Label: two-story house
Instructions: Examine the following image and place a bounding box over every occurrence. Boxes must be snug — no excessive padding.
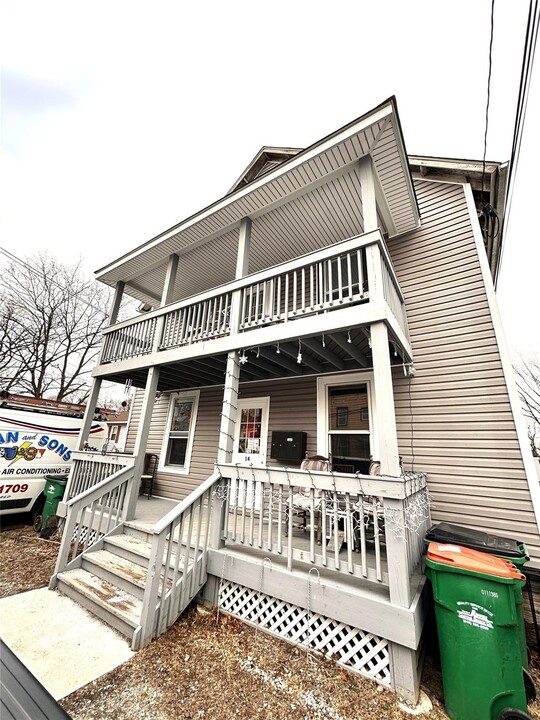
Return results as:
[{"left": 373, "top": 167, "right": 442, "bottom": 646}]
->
[{"left": 48, "top": 97, "right": 539, "bottom": 705}]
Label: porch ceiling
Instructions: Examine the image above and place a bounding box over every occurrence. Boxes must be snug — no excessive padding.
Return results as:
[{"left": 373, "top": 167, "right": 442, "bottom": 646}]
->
[
  {"left": 103, "top": 328, "right": 403, "bottom": 393},
  {"left": 96, "top": 97, "right": 419, "bottom": 307}
]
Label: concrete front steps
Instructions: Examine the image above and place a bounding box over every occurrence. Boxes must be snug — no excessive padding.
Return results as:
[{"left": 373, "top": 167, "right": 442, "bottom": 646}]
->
[{"left": 56, "top": 525, "right": 192, "bottom": 648}]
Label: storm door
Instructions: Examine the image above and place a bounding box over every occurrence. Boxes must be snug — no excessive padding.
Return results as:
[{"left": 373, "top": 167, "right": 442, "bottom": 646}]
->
[{"left": 231, "top": 397, "right": 269, "bottom": 508}]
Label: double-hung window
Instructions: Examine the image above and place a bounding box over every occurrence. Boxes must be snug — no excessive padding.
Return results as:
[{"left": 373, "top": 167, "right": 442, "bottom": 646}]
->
[
  {"left": 160, "top": 391, "right": 200, "bottom": 474},
  {"left": 317, "top": 373, "right": 376, "bottom": 475}
]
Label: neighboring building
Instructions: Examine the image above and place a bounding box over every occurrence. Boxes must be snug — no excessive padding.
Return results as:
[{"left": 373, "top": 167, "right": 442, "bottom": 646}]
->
[
  {"left": 49, "top": 97, "right": 538, "bottom": 705},
  {"left": 104, "top": 407, "right": 131, "bottom": 452}
]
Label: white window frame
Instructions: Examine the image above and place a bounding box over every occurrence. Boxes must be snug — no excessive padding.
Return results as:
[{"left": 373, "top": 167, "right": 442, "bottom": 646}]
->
[
  {"left": 316, "top": 372, "right": 379, "bottom": 463},
  {"left": 159, "top": 390, "right": 200, "bottom": 475}
]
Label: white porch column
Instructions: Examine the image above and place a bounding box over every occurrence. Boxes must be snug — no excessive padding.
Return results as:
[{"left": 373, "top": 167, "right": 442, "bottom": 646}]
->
[
  {"left": 203, "top": 218, "right": 251, "bottom": 606},
  {"left": 75, "top": 280, "right": 125, "bottom": 453},
  {"left": 108, "top": 280, "right": 125, "bottom": 325},
  {"left": 358, "top": 155, "right": 378, "bottom": 232},
  {"left": 371, "top": 321, "right": 411, "bottom": 608},
  {"left": 76, "top": 379, "right": 103, "bottom": 451},
  {"left": 370, "top": 321, "right": 400, "bottom": 477},
  {"left": 152, "top": 253, "right": 179, "bottom": 352},
  {"left": 125, "top": 366, "right": 160, "bottom": 519}
]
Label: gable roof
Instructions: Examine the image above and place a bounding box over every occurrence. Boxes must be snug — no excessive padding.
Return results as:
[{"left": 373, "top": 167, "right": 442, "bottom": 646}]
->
[
  {"left": 95, "top": 97, "right": 420, "bottom": 305},
  {"left": 228, "top": 147, "right": 303, "bottom": 193}
]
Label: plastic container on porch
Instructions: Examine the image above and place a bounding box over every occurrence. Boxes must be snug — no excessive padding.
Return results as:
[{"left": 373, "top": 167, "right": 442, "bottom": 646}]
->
[
  {"left": 425, "top": 542, "right": 530, "bottom": 720},
  {"left": 425, "top": 523, "right": 530, "bottom": 671},
  {"left": 35, "top": 475, "right": 68, "bottom": 539}
]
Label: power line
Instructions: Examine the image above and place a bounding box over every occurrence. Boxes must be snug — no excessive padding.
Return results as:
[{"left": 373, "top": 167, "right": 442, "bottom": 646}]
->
[
  {"left": 497, "top": 0, "right": 540, "bottom": 282},
  {"left": 481, "top": 0, "right": 496, "bottom": 198},
  {"left": 0, "top": 245, "right": 108, "bottom": 316}
]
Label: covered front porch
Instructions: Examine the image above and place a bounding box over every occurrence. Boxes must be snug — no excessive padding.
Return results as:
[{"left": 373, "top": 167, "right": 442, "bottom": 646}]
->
[{"left": 52, "top": 453, "right": 429, "bottom": 703}]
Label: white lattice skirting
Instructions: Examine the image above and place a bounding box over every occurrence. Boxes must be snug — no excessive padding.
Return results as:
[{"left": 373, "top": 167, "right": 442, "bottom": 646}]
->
[
  {"left": 71, "top": 524, "right": 101, "bottom": 546},
  {"left": 218, "top": 580, "right": 391, "bottom": 687}
]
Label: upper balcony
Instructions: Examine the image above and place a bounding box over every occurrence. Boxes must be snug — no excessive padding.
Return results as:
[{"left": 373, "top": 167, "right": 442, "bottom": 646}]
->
[
  {"left": 93, "top": 228, "right": 412, "bottom": 383},
  {"left": 92, "top": 98, "right": 420, "bottom": 388}
]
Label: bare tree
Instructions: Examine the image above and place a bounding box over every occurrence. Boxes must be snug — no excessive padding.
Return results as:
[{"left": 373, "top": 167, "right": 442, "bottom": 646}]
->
[
  {"left": 0, "top": 253, "right": 111, "bottom": 402},
  {"left": 514, "top": 355, "right": 540, "bottom": 457}
]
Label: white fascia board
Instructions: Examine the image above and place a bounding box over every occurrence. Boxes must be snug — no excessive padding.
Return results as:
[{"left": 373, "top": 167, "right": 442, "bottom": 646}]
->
[
  {"left": 463, "top": 183, "right": 540, "bottom": 539},
  {"left": 95, "top": 102, "right": 395, "bottom": 282}
]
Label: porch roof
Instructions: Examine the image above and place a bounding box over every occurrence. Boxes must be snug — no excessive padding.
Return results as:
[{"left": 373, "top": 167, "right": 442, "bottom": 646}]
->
[
  {"left": 98, "top": 326, "right": 401, "bottom": 392},
  {"left": 95, "top": 97, "right": 420, "bottom": 306}
]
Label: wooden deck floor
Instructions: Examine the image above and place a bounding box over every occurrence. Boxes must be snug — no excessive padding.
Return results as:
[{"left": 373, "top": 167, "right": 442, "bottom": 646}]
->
[{"left": 128, "top": 497, "right": 424, "bottom": 599}]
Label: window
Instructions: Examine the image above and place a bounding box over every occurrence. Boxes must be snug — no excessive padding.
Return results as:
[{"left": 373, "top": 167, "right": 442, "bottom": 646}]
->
[
  {"left": 109, "top": 425, "right": 119, "bottom": 442},
  {"left": 160, "top": 391, "right": 200, "bottom": 474},
  {"left": 317, "top": 373, "right": 376, "bottom": 475},
  {"left": 336, "top": 407, "right": 348, "bottom": 427}
]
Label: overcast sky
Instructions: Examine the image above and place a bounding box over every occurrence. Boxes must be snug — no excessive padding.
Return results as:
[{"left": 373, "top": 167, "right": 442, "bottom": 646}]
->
[{"left": 1, "top": 0, "right": 538, "bottom": 360}]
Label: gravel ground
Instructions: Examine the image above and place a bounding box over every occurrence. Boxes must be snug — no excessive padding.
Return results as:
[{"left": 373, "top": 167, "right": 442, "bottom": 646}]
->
[{"left": 2, "top": 520, "right": 540, "bottom": 720}]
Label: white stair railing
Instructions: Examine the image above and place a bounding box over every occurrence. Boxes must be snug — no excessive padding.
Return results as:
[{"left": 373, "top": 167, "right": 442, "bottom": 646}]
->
[
  {"left": 50, "top": 464, "right": 136, "bottom": 588},
  {"left": 135, "top": 472, "right": 221, "bottom": 649}
]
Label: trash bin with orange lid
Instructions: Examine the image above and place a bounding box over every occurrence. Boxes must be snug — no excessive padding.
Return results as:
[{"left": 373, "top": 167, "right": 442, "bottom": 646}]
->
[
  {"left": 425, "top": 542, "right": 530, "bottom": 720},
  {"left": 424, "top": 523, "right": 531, "bottom": 670}
]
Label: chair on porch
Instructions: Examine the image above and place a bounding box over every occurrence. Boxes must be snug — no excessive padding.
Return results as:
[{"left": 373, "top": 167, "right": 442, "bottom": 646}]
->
[
  {"left": 285, "top": 454, "right": 329, "bottom": 543},
  {"left": 352, "top": 459, "right": 385, "bottom": 548},
  {"left": 140, "top": 453, "right": 158, "bottom": 498}
]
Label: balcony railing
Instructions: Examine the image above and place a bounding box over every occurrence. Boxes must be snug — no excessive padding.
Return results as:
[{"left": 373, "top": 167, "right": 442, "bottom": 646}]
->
[
  {"left": 66, "top": 451, "right": 135, "bottom": 499},
  {"left": 99, "top": 230, "right": 406, "bottom": 366},
  {"left": 215, "top": 463, "right": 430, "bottom": 591}
]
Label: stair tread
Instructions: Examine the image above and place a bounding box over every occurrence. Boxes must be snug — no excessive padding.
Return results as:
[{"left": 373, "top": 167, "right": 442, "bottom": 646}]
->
[
  {"left": 83, "top": 549, "right": 149, "bottom": 587},
  {"left": 106, "top": 533, "right": 198, "bottom": 571},
  {"left": 105, "top": 533, "right": 153, "bottom": 557},
  {"left": 59, "top": 567, "right": 142, "bottom": 626}
]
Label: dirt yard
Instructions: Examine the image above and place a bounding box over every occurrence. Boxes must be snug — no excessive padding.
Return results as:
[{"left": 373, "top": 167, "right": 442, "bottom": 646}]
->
[{"left": 1, "top": 519, "right": 540, "bottom": 720}]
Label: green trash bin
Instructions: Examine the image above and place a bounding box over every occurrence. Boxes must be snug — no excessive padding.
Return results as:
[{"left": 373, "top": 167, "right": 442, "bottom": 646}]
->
[
  {"left": 425, "top": 523, "right": 531, "bottom": 671},
  {"left": 37, "top": 475, "right": 68, "bottom": 539},
  {"left": 425, "top": 542, "right": 530, "bottom": 720}
]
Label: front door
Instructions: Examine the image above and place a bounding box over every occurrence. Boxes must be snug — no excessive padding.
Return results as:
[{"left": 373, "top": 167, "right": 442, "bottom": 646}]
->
[{"left": 231, "top": 397, "right": 269, "bottom": 508}]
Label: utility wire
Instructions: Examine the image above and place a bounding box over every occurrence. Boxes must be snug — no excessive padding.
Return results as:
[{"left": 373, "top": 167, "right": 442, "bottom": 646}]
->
[
  {"left": 481, "top": 0, "right": 496, "bottom": 198},
  {"left": 497, "top": 0, "right": 540, "bottom": 282},
  {"left": 0, "top": 245, "right": 108, "bottom": 316}
]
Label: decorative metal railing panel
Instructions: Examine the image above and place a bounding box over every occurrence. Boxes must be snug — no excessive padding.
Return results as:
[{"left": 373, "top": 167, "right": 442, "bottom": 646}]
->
[{"left": 219, "top": 580, "right": 391, "bottom": 686}]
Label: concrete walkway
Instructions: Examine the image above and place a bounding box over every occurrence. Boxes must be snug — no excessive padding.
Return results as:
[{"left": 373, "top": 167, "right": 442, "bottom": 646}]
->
[{"left": 0, "top": 587, "right": 134, "bottom": 700}]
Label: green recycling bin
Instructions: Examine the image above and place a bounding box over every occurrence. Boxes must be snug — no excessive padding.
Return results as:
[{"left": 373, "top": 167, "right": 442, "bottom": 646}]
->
[
  {"left": 425, "top": 542, "right": 530, "bottom": 720},
  {"left": 425, "top": 523, "right": 530, "bottom": 670},
  {"left": 38, "top": 475, "right": 68, "bottom": 539}
]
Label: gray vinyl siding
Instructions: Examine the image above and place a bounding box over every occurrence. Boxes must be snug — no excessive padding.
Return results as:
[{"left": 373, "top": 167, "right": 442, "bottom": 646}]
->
[
  {"left": 125, "top": 177, "right": 539, "bottom": 563},
  {"left": 126, "top": 377, "right": 318, "bottom": 501},
  {"left": 389, "top": 179, "right": 539, "bottom": 563},
  {"left": 239, "top": 377, "right": 318, "bottom": 464}
]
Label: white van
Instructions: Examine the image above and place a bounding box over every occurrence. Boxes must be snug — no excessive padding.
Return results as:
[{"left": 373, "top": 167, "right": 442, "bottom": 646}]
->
[{"left": 0, "top": 398, "right": 107, "bottom": 521}]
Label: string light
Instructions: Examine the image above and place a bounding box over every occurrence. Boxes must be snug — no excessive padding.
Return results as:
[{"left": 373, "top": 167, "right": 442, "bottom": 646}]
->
[
  {"left": 239, "top": 350, "right": 248, "bottom": 365},
  {"left": 347, "top": 330, "right": 352, "bottom": 344},
  {"left": 276, "top": 341, "right": 280, "bottom": 354},
  {"left": 321, "top": 334, "right": 326, "bottom": 348},
  {"left": 297, "top": 339, "right": 302, "bottom": 364}
]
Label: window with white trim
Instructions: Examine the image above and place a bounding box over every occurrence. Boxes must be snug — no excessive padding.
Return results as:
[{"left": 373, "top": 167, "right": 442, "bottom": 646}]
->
[
  {"left": 160, "top": 391, "right": 200, "bottom": 474},
  {"left": 317, "top": 373, "right": 376, "bottom": 475}
]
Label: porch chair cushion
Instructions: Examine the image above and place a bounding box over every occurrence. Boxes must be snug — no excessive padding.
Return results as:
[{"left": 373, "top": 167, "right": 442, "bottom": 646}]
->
[{"left": 286, "top": 455, "right": 329, "bottom": 542}]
